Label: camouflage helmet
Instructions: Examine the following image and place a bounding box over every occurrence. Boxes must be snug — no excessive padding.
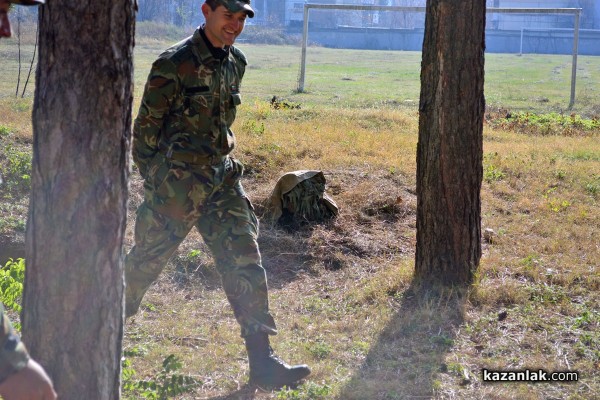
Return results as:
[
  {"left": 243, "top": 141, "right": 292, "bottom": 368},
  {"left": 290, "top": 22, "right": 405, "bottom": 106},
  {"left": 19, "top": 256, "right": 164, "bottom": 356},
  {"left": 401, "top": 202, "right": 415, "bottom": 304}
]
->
[
  {"left": 8, "top": 0, "right": 45, "bottom": 4},
  {"left": 268, "top": 170, "right": 339, "bottom": 226},
  {"left": 217, "top": 0, "right": 254, "bottom": 18}
]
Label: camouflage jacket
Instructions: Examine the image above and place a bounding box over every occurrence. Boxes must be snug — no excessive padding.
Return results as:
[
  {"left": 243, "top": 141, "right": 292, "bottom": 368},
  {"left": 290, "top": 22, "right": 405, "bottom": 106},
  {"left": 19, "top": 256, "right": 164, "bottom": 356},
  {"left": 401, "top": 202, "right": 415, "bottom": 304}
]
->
[
  {"left": 0, "top": 304, "right": 29, "bottom": 383},
  {"left": 133, "top": 26, "right": 247, "bottom": 177}
]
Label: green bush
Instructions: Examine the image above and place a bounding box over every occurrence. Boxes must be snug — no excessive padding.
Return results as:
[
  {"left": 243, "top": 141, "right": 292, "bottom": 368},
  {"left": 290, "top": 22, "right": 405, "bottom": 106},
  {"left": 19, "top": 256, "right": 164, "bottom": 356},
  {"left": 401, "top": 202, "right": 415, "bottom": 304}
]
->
[
  {"left": 496, "top": 111, "right": 600, "bottom": 136},
  {"left": 0, "top": 125, "right": 12, "bottom": 138},
  {"left": 0, "top": 258, "right": 25, "bottom": 313},
  {"left": 122, "top": 354, "right": 201, "bottom": 400},
  {"left": 276, "top": 381, "right": 333, "bottom": 400},
  {"left": 0, "top": 144, "right": 32, "bottom": 193}
]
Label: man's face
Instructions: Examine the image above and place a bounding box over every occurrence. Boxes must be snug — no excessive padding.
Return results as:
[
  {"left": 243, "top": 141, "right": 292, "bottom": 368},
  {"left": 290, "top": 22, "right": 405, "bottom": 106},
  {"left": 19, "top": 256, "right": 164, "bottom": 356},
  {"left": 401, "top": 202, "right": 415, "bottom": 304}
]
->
[
  {"left": 0, "top": 0, "right": 12, "bottom": 38},
  {"left": 202, "top": 3, "right": 247, "bottom": 48}
]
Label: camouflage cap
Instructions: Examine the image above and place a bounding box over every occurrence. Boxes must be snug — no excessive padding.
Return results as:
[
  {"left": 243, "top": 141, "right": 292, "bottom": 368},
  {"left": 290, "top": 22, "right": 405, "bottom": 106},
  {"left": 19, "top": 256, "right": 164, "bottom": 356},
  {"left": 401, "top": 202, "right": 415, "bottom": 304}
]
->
[
  {"left": 8, "top": 0, "right": 45, "bottom": 4},
  {"left": 217, "top": 0, "right": 254, "bottom": 18}
]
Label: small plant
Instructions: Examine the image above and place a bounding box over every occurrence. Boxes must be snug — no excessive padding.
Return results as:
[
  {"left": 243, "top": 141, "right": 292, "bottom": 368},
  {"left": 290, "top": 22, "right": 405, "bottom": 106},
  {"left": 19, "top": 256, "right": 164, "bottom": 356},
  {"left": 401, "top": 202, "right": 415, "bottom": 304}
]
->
[
  {"left": 306, "top": 340, "right": 332, "bottom": 360},
  {"left": 270, "top": 96, "right": 301, "bottom": 110},
  {"left": 0, "top": 125, "right": 12, "bottom": 138},
  {"left": 0, "top": 258, "right": 25, "bottom": 313},
  {"left": 0, "top": 144, "right": 32, "bottom": 193},
  {"left": 0, "top": 215, "right": 27, "bottom": 233},
  {"left": 276, "top": 381, "right": 332, "bottom": 400},
  {"left": 350, "top": 340, "right": 370, "bottom": 355},
  {"left": 496, "top": 111, "right": 600, "bottom": 136},
  {"left": 242, "top": 119, "right": 265, "bottom": 136},
  {"left": 483, "top": 164, "right": 506, "bottom": 183},
  {"left": 258, "top": 142, "right": 282, "bottom": 154},
  {"left": 186, "top": 249, "right": 202, "bottom": 261},
  {"left": 430, "top": 334, "right": 454, "bottom": 348},
  {"left": 572, "top": 310, "right": 593, "bottom": 329},
  {"left": 124, "top": 345, "right": 149, "bottom": 357},
  {"left": 142, "top": 302, "right": 157, "bottom": 312},
  {"left": 528, "top": 283, "right": 568, "bottom": 305},
  {"left": 543, "top": 188, "right": 571, "bottom": 212},
  {"left": 545, "top": 196, "right": 571, "bottom": 212},
  {"left": 519, "top": 254, "right": 540, "bottom": 269},
  {"left": 586, "top": 182, "right": 599, "bottom": 195},
  {"left": 554, "top": 169, "right": 567, "bottom": 180},
  {"left": 122, "top": 354, "right": 200, "bottom": 400},
  {"left": 585, "top": 175, "right": 600, "bottom": 196},
  {"left": 10, "top": 100, "right": 31, "bottom": 113}
]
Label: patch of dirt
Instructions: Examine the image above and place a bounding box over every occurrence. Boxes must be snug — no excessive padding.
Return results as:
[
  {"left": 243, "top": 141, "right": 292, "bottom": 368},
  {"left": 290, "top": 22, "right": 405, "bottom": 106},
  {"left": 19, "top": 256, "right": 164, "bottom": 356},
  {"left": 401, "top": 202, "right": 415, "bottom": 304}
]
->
[
  {"left": 251, "top": 168, "right": 416, "bottom": 284},
  {"left": 2, "top": 167, "right": 417, "bottom": 293}
]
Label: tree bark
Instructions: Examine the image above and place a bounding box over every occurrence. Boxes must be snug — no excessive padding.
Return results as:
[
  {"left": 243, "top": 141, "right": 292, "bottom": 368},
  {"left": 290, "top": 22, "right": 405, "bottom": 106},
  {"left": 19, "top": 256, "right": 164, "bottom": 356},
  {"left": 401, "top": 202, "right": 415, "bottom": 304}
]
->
[
  {"left": 415, "top": 0, "right": 485, "bottom": 285},
  {"left": 22, "top": 2, "right": 135, "bottom": 399}
]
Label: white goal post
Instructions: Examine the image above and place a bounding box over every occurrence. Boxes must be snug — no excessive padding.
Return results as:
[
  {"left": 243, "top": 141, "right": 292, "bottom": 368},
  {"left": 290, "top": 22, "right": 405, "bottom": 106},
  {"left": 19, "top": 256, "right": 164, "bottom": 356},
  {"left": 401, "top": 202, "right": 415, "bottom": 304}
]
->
[{"left": 298, "top": 4, "right": 582, "bottom": 108}]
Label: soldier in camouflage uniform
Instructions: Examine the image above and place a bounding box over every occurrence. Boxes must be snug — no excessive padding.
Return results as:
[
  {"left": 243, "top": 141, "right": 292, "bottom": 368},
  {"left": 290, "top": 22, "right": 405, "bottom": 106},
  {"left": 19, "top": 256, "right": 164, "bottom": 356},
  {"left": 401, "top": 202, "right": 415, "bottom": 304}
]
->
[
  {"left": 0, "top": 303, "right": 56, "bottom": 400},
  {"left": 125, "top": 0, "right": 310, "bottom": 388},
  {"left": 1, "top": 2, "right": 58, "bottom": 397},
  {"left": 0, "top": 303, "right": 57, "bottom": 400}
]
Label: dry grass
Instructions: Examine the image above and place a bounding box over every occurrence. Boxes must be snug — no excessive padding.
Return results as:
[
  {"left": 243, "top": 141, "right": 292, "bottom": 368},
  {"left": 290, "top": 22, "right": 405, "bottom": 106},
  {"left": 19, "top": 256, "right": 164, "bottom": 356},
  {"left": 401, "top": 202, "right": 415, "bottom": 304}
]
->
[
  {"left": 1, "top": 38, "right": 599, "bottom": 399},
  {"left": 1, "top": 97, "right": 598, "bottom": 400},
  {"left": 116, "top": 101, "right": 599, "bottom": 399}
]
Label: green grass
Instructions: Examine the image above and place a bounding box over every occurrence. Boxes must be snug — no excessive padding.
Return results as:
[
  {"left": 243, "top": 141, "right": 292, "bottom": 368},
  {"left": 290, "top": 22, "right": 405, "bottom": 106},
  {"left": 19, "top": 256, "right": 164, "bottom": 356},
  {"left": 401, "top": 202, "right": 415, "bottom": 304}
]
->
[
  {"left": 237, "top": 45, "right": 600, "bottom": 117},
  {"left": 4, "top": 25, "right": 600, "bottom": 116},
  {"left": 0, "top": 28, "right": 599, "bottom": 400}
]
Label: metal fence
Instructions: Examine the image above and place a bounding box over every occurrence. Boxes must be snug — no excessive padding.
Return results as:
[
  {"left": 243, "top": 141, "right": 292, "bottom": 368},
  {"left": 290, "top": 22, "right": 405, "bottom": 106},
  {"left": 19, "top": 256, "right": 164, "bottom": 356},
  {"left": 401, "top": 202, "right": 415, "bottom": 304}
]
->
[{"left": 297, "top": 4, "right": 582, "bottom": 108}]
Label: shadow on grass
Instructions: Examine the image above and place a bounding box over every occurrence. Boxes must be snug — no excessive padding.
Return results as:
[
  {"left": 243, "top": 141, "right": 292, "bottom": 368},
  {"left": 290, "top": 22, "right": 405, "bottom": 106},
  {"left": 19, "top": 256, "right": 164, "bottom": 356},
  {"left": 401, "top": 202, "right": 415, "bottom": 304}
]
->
[{"left": 337, "top": 282, "right": 467, "bottom": 400}]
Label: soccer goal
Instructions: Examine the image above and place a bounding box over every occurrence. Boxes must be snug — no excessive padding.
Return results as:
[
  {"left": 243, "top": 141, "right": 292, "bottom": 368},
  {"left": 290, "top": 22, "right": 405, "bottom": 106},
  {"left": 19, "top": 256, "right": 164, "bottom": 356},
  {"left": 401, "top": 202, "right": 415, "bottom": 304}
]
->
[{"left": 297, "top": 4, "right": 582, "bottom": 108}]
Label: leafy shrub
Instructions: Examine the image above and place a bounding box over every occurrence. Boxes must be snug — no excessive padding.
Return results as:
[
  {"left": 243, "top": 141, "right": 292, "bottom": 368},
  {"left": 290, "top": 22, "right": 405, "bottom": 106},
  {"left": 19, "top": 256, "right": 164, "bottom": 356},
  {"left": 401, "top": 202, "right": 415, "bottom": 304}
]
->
[
  {"left": 122, "top": 354, "right": 200, "bottom": 400},
  {"left": 0, "top": 258, "right": 25, "bottom": 313},
  {"left": 585, "top": 177, "right": 599, "bottom": 196},
  {"left": 493, "top": 111, "right": 600, "bottom": 136},
  {"left": 0, "top": 144, "right": 32, "bottom": 193},
  {"left": 276, "top": 381, "right": 333, "bottom": 400},
  {"left": 0, "top": 125, "right": 12, "bottom": 138},
  {"left": 483, "top": 164, "right": 506, "bottom": 183}
]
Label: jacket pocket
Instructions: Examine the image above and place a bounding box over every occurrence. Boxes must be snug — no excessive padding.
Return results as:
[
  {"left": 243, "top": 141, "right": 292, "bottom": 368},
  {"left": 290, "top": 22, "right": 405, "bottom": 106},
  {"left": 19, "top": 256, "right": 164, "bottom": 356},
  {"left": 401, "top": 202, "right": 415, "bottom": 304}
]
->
[
  {"left": 145, "top": 153, "right": 171, "bottom": 192},
  {"left": 184, "top": 93, "right": 214, "bottom": 117}
]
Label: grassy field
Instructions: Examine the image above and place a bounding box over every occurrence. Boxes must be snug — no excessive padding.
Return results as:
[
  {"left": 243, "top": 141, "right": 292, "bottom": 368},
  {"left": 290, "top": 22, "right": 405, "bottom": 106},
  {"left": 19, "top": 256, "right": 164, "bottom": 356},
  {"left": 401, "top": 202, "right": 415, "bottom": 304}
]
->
[{"left": 1, "top": 27, "right": 599, "bottom": 400}]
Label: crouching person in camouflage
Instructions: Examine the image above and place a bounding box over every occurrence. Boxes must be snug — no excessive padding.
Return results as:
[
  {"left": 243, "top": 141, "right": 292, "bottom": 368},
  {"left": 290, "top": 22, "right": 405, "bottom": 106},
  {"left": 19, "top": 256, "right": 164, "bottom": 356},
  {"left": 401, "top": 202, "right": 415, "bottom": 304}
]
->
[{"left": 125, "top": 0, "right": 310, "bottom": 389}]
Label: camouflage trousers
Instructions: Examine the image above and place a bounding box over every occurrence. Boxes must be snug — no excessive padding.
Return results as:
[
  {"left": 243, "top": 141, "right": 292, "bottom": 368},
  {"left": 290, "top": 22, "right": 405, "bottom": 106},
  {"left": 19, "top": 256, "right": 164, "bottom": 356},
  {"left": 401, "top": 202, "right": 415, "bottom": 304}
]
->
[{"left": 125, "top": 153, "right": 277, "bottom": 337}]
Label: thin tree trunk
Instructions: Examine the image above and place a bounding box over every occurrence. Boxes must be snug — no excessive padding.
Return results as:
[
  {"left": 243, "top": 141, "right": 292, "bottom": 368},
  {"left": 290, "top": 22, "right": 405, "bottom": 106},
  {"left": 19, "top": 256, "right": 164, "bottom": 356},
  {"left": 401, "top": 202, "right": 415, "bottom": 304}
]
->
[
  {"left": 22, "top": 2, "right": 136, "bottom": 399},
  {"left": 415, "top": 0, "right": 486, "bottom": 285},
  {"left": 21, "top": 21, "right": 38, "bottom": 98},
  {"left": 15, "top": 8, "right": 21, "bottom": 97}
]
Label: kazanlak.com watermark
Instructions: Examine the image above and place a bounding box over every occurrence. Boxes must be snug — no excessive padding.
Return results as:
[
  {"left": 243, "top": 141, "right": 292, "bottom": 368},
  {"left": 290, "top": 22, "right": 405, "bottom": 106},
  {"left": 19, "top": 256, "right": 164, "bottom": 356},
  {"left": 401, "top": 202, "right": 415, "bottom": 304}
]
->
[{"left": 482, "top": 368, "right": 578, "bottom": 383}]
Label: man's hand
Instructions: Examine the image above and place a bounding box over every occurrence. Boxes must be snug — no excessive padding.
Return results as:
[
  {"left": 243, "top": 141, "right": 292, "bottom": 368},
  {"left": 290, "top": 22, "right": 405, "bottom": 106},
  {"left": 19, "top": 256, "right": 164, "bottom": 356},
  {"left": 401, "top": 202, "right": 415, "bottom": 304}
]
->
[{"left": 0, "top": 359, "right": 57, "bottom": 400}]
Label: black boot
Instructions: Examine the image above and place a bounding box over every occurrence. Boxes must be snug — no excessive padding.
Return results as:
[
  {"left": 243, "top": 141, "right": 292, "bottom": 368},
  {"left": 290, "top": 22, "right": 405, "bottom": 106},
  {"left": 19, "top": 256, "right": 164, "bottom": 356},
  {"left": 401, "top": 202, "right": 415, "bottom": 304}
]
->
[{"left": 245, "top": 333, "right": 311, "bottom": 389}]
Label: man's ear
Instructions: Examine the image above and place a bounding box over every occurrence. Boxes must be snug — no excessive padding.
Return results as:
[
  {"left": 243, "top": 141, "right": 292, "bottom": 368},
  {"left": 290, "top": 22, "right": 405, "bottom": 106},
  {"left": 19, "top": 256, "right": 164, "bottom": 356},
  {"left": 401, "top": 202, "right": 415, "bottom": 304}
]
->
[{"left": 201, "top": 2, "right": 210, "bottom": 18}]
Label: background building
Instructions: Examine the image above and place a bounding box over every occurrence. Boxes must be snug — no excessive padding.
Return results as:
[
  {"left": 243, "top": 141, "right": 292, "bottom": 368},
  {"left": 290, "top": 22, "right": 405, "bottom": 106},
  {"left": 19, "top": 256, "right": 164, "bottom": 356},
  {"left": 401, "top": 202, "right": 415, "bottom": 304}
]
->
[{"left": 132, "top": 0, "right": 600, "bottom": 54}]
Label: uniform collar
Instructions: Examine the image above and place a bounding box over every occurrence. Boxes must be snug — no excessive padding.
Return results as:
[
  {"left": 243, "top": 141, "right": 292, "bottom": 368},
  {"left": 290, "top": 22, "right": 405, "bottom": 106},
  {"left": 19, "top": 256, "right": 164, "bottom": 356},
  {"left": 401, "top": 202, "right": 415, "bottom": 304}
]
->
[{"left": 191, "top": 25, "right": 230, "bottom": 62}]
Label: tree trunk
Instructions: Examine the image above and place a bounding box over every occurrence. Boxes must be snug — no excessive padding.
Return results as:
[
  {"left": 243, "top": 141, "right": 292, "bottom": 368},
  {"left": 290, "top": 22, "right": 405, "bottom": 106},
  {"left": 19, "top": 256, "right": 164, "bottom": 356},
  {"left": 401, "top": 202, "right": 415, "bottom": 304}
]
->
[
  {"left": 415, "top": 0, "right": 485, "bottom": 285},
  {"left": 22, "top": 2, "right": 135, "bottom": 399}
]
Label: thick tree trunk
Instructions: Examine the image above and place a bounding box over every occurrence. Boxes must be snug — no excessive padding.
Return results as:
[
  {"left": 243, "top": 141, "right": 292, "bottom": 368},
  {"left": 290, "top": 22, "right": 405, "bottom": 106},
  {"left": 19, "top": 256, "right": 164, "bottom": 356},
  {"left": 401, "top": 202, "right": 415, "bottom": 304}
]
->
[
  {"left": 22, "top": 2, "right": 135, "bottom": 399},
  {"left": 415, "top": 0, "right": 485, "bottom": 285}
]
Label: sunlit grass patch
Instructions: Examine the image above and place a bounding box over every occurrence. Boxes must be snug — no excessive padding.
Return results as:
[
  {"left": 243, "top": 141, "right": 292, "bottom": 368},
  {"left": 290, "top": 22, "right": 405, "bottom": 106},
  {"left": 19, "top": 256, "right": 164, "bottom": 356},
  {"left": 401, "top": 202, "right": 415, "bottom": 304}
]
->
[
  {"left": 489, "top": 110, "right": 600, "bottom": 136},
  {"left": 0, "top": 38, "right": 598, "bottom": 399}
]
